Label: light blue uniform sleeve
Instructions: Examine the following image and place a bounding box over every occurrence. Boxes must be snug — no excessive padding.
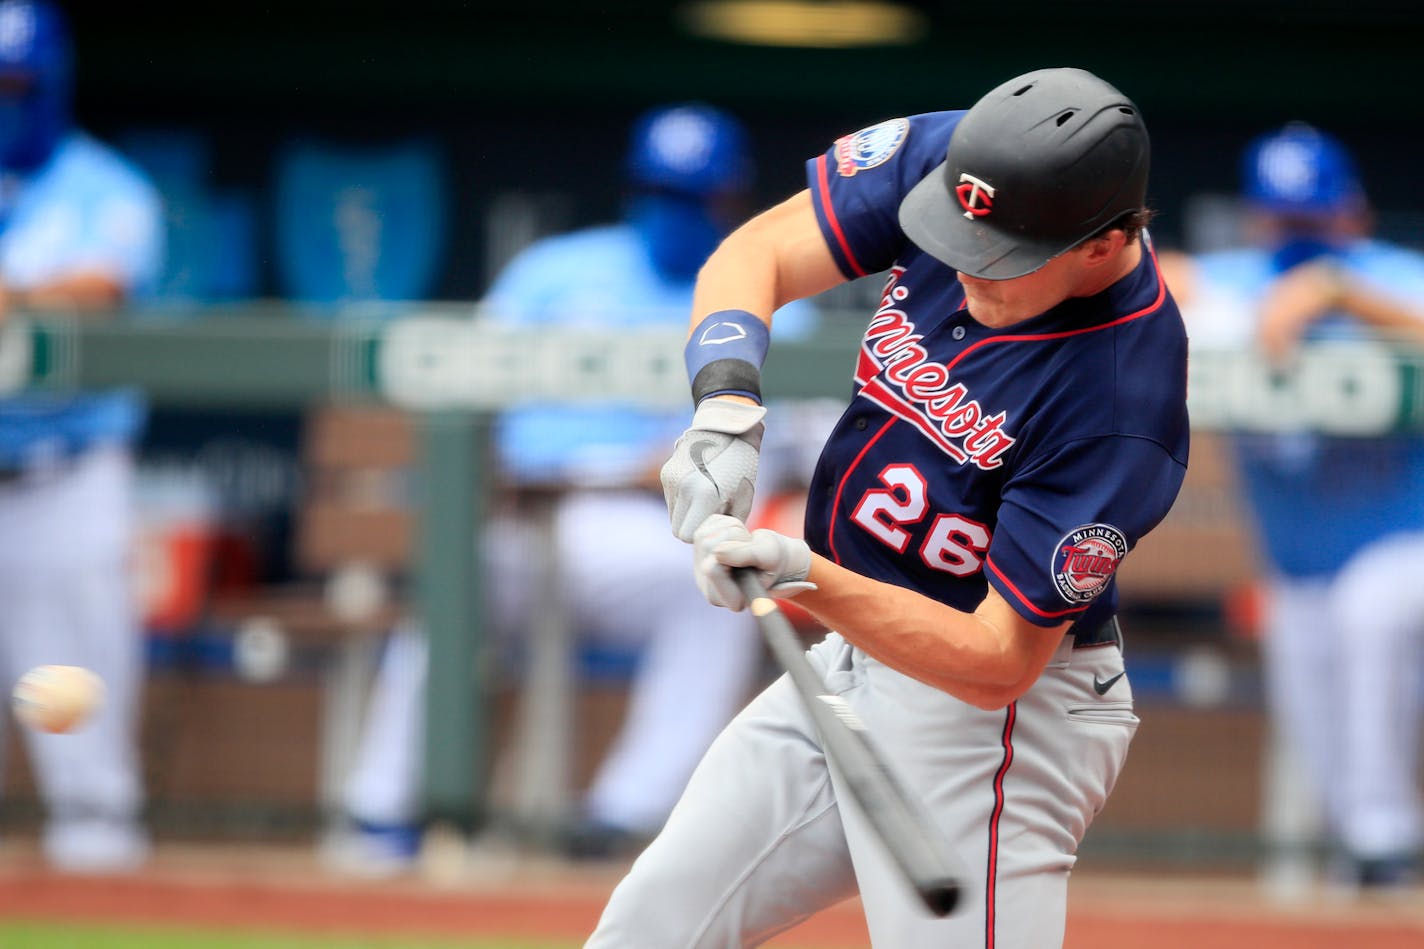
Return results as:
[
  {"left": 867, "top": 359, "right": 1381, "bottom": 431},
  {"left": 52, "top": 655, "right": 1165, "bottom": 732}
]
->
[
  {"left": 0, "top": 136, "right": 162, "bottom": 457},
  {"left": 484, "top": 224, "right": 823, "bottom": 486},
  {"left": 483, "top": 227, "right": 692, "bottom": 486},
  {"left": 72, "top": 163, "right": 165, "bottom": 295},
  {"left": 484, "top": 240, "right": 559, "bottom": 325},
  {"left": 1195, "top": 240, "right": 1424, "bottom": 576},
  {"left": 770, "top": 297, "right": 818, "bottom": 341},
  {"left": 1, "top": 135, "right": 164, "bottom": 295}
]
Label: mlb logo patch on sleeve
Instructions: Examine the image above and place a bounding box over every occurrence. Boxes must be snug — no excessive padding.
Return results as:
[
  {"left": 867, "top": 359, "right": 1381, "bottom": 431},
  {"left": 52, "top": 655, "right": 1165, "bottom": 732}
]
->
[
  {"left": 835, "top": 118, "right": 910, "bottom": 177},
  {"left": 1052, "top": 524, "right": 1128, "bottom": 603}
]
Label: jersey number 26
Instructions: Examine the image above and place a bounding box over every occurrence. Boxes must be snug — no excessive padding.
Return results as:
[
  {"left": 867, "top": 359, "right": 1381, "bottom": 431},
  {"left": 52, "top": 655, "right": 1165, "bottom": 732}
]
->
[{"left": 851, "top": 463, "right": 990, "bottom": 577}]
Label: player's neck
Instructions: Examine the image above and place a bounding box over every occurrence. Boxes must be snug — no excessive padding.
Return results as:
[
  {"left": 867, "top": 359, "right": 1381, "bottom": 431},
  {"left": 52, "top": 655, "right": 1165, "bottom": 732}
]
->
[{"left": 960, "top": 240, "right": 1143, "bottom": 329}]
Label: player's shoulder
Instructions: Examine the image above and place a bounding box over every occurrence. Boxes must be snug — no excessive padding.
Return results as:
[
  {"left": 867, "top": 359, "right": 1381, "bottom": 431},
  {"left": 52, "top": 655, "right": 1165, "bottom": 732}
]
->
[
  {"left": 496, "top": 224, "right": 640, "bottom": 276},
  {"left": 517, "top": 223, "right": 636, "bottom": 259},
  {"left": 1057, "top": 255, "right": 1190, "bottom": 445},
  {"left": 20, "top": 133, "right": 161, "bottom": 236},
  {"left": 1193, "top": 246, "right": 1268, "bottom": 271},
  {"left": 486, "top": 223, "right": 644, "bottom": 309},
  {"left": 901, "top": 110, "right": 967, "bottom": 167},
  {"left": 828, "top": 110, "right": 965, "bottom": 179},
  {"left": 60, "top": 133, "right": 160, "bottom": 198},
  {"left": 1349, "top": 239, "right": 1424, "bottom": 277},
  {"left": 1192, "top": 246, "right": 1274, "bottom": 293},
  {"left": 906, "top": 109, "right": 968, "bottom": 138}
]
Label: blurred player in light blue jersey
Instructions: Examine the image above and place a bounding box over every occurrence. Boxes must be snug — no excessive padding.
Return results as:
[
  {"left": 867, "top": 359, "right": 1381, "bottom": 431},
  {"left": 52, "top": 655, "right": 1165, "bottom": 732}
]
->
[
  {"left": 0, "top": 0, "right": 164, "bottom": 872},
  {"left": 333, "top": 103, "right": 821, "bottom": 868},
  {"left": 1187, "top": 123, "right": 1424, "bottom": 890},
  {"left": 486, "top": 102, "right": 817, "bottom": 489}
]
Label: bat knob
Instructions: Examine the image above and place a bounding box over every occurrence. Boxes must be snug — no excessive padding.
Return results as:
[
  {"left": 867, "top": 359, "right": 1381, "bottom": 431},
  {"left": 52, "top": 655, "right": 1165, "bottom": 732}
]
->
[{"left": 921, "top": 880, "right": 962, "bottom": 917}]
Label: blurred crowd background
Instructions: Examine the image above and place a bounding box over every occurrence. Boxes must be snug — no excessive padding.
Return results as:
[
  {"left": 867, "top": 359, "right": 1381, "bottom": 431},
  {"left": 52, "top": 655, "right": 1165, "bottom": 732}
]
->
[
  {"left": 60, "top": 2, "right": 1424, "bottom": 304},
  {"left": 4, "top": 0, "right": 1424, "bottom": 902}
]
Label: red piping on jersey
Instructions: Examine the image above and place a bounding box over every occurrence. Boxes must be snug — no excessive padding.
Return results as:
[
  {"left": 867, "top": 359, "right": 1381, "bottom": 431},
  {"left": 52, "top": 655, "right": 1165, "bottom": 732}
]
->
[
  {"left": 827, "top": 416, "right": 898, "bottom": 563},
  {"left": 987, "top": 557, "right": 1088, "bottom": 620},
  {"left": 939, "top": 258, "right": 1168, "bottom": 377},
  {"left": 814, "top": 154, "right": 869, "bottom": 278},
  {"left": 985, "top": 701, "right": 1017, "bottom": 948}
]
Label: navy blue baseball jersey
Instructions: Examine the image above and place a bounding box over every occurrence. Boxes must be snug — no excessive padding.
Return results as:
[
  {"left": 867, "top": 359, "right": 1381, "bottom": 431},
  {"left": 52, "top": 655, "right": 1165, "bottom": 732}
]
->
[{"left": 802, "top": 112, "right": 1190, "bottom": 634}]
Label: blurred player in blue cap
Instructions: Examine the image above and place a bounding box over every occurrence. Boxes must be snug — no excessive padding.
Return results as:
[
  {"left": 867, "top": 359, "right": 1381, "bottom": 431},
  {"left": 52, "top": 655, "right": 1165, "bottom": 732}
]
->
[
  {"left": 620, "top": 102, "right": 753, "bottom": 280},
  {"left": 1239, "top": 122, "right": 1371, "bottom": 292},
  {"left": 0, "top": 0, "right": 163, "bottom": 871},
  {"left": 1183, "top": 122, "right": 1424, "bottom": 891},
  {"left": 330, "top": 104, "right": 821, "bottom": 869}
]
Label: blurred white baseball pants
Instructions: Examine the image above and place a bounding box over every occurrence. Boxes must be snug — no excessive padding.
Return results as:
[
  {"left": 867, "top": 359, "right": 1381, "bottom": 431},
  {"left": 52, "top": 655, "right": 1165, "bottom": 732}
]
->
[
  {"left": 1261, "top": 531, "right": 1424, "bottom": 867},
  {"left": 0, "top": 446, "right": 149, "bottom": 870},
  {"left": 342, "top": 488, "right": 763, "bottom": 836}
]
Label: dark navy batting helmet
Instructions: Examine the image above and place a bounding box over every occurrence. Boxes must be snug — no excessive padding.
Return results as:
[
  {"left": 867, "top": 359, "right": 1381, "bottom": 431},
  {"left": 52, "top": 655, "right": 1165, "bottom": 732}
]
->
[
  {"left": 0, "top": 0, "right": 73, "bottom": 172},
  {"left": 899, "top": 67, "right": 1150, "bottom": 280},
  {"left": 624, "top": 103, "right": 753, "bottom": 198}
]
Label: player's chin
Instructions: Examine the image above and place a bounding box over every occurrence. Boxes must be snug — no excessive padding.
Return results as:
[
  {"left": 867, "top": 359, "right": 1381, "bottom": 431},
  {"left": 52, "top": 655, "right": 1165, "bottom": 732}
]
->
[
  {"left": 960, "top": 289, "right": 1001, "bottom": 320},
  {"left": 957, "top": 275, "right": 992, "bottom": 301}
]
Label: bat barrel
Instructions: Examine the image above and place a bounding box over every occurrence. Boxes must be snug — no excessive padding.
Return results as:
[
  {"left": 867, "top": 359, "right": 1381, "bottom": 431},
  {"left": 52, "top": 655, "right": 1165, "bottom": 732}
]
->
[{"left": 731, "top": 568, "right": 966, "bottom": 919}]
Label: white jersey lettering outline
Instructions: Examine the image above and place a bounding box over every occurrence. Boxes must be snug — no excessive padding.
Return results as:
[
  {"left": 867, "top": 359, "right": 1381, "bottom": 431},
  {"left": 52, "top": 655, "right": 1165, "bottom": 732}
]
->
[{"left": 855, "top": 268, "right": 1016, "bottom": 470}]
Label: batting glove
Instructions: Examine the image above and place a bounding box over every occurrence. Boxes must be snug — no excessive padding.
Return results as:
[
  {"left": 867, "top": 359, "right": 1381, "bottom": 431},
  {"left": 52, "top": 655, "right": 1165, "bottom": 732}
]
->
[
  {"left": 693, "top": 514, "right": 817, "bottom": 611},
  {"left": 661, "top": 399, "right": 767, "bottom": 542}
]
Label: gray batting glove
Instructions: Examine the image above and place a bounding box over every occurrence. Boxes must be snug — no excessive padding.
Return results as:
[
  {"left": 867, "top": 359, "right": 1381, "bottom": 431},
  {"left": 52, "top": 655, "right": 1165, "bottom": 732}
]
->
[
  {"left": 693, "top": 513, "right": 817, "bottom": 611},
  {"left": 661, "top": 399, "right": 768, "bottom": 542}
]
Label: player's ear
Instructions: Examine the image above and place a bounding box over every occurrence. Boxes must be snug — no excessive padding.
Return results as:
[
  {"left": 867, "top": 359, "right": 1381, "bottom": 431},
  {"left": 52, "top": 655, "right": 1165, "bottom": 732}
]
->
[{"left": 1078, "top": 229, "right": 1127, "bottom": 269}]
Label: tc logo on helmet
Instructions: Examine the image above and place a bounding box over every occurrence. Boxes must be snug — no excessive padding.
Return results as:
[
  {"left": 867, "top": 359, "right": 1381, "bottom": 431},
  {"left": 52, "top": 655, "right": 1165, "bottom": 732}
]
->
[{"left": 955, "top": 173, "right": 995, "bottom": 219}]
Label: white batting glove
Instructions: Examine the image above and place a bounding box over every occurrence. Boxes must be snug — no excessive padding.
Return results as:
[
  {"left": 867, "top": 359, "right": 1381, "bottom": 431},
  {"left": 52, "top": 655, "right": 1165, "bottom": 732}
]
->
[
  {"left": 661, "top": 399, "right": 768, "bottom": 542},
  {"left": 693, "top": 514, "right": 817, "bottom": 611}
]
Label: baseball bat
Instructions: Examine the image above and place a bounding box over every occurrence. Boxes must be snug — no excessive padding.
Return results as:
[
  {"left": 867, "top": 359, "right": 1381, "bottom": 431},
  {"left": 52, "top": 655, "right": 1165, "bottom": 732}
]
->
[{"left": 733, "top": 568, "right": 964, "bottom": 917}]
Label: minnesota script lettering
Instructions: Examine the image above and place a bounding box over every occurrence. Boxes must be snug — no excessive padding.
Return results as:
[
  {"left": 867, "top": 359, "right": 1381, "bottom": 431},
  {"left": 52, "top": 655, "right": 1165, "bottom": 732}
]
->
[{"left": 856, "top": 268, "right": 1016, "bottom": 470}]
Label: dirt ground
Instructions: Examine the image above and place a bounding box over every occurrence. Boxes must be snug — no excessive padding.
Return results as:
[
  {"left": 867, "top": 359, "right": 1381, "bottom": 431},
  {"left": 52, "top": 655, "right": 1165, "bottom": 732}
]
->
[{"left": 1, "top": 837, "right": 1422, "bottom": 948}]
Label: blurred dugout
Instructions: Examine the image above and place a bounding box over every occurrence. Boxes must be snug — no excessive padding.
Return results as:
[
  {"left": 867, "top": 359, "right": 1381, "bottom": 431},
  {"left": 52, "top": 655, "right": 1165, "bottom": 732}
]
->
[{"left": 12, "top": 103, "right": 1424, "bottom": 891}]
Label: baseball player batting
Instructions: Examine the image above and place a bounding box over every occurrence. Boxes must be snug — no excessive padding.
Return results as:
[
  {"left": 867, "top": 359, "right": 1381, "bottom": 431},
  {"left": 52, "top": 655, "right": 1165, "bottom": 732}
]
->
[{"left": 587, "top": 66, "right": 1189, "bottom": 947}]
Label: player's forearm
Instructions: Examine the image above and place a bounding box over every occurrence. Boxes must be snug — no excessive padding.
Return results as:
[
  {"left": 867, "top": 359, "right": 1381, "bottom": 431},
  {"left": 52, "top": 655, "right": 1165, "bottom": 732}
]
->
[
  {"left": 690, "top": 229, "right": 782, "bottom": 332},
  {"left": 5, "top": 273, "right": 127, "bottom": 314},
  {"left": 1337, "top": 278, "right": 1424, "bottom": 344},
  {"left": 794, "top": 555, "right": 1050, "bottom": 709},
  {"left": 688, "top": 190, "right": 844, "bottom": 335}
]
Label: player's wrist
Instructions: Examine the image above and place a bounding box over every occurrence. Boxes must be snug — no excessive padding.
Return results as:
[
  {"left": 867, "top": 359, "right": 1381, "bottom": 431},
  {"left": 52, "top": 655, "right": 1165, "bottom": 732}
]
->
[
  {"left": 689, "top": 398, "right": 767, "bottom": 437},
  {"left": 685, "top": 309, "right": 770, "bottom": 405},
  {"left": 767, "top": 536, "right": 815, "bottom": 597}
]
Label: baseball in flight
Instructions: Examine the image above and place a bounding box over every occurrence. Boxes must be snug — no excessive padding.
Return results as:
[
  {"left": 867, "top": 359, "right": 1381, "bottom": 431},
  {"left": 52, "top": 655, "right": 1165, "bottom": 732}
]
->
[{"left": 11, "top": 664, "right": 105, "bottom": 734}]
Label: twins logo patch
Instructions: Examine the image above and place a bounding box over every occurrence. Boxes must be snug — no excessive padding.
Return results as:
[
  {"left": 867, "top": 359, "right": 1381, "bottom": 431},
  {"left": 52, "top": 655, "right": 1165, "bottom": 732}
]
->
[
  {"left": 1052, "top": 524, "right": 1128, "bottom": 603},
  {"left": 835, "top": 118, "right": 910, "bottom": 177}
]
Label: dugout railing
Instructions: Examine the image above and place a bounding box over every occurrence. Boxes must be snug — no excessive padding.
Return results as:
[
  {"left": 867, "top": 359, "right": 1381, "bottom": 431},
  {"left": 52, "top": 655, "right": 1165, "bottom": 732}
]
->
[{"left": 4, "top": 307, "right": 1422, "bottom": 863}]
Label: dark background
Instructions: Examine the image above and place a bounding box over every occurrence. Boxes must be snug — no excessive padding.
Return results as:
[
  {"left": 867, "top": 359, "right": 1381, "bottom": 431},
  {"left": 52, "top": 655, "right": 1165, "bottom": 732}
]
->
[{"left": 63, "top": 1, "right": 1424, "bottom": 300}]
